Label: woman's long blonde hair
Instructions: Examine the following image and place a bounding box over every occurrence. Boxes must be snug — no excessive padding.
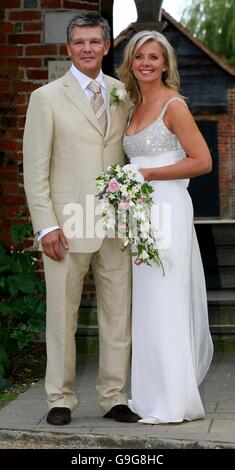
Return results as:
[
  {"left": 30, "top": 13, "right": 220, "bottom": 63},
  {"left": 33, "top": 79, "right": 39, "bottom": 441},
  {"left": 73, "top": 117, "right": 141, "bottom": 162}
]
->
[{"left": 117, "top": 31, "right": 180, "bottom": 107}]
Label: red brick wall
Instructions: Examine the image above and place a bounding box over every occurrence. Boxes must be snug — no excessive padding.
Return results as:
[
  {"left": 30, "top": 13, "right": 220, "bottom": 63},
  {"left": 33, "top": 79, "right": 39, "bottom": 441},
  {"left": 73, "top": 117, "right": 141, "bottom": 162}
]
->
[
  {"left": 196, "top": 88, "right": 235, "bottom": 219},
  {"left": 0, "top": 1, "right": 99, "bottom": 249},
  {"left": 227, "top": 88, "right": 235, "bottom": 218},
  {"left": 216, "top": 88, "right": 235, "bottom": 218}
]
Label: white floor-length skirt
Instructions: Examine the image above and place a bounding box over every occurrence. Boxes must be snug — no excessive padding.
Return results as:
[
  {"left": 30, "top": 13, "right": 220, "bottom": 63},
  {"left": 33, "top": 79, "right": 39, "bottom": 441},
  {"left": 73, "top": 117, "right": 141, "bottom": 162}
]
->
[{"left": 129, "top": 151, "right": 214, "bottom": 423}]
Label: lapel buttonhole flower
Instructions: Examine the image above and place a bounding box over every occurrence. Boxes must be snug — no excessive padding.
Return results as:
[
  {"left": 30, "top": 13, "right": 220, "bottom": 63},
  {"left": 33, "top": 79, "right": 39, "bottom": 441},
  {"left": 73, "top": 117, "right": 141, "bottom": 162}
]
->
[{"left": 110, "top": 86, "right": 127, "bottom": 105}]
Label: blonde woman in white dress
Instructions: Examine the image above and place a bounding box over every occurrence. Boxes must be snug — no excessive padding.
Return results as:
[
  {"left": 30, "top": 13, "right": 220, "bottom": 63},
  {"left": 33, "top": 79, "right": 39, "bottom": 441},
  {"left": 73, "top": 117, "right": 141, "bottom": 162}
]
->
[{"left": 118, "top": 31, "right": 214, "bottom": 424}]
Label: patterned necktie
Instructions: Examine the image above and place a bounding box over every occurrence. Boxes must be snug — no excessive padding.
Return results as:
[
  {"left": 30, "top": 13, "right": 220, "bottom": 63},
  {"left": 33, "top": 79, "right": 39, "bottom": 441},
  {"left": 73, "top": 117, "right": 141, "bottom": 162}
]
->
[{"left": 88, "top": 81, "right": 107, "bottom": 135}]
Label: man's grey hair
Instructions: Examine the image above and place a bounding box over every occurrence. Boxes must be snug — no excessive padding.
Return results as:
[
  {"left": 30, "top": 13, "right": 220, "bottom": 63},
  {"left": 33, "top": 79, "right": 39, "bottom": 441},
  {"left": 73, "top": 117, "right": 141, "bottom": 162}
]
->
[{"left": 67, "top": 11, "right": 111, "bottom": 43}]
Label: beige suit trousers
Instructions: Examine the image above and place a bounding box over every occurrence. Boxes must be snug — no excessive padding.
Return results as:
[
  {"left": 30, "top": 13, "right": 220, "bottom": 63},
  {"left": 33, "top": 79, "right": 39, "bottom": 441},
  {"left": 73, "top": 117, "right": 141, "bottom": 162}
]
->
[{"left": 43, "top": 237, "right": 131, "bottom": 413}]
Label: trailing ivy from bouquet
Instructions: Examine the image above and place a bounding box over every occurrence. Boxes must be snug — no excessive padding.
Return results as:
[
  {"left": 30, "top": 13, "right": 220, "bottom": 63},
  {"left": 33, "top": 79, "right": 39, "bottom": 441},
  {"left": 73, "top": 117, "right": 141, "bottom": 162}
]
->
[{"left": 96, "top": 164, "right": 164, "bottom": 272}]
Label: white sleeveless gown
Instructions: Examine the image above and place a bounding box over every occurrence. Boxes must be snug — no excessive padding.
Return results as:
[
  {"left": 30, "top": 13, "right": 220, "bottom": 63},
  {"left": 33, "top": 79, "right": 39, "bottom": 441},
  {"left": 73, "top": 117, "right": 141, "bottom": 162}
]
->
[{"left": 123, "top": 97, "right": 214, "bottom": 423}]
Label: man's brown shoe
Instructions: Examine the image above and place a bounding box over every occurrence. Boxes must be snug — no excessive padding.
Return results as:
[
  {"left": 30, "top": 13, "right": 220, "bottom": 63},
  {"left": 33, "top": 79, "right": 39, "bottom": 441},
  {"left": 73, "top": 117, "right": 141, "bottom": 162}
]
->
[
  {"left": 103, "top": 404, "right": 140, "bottom": 423},
  {"left": 46, "top": 407, "right": 71, "bottom": 425}
]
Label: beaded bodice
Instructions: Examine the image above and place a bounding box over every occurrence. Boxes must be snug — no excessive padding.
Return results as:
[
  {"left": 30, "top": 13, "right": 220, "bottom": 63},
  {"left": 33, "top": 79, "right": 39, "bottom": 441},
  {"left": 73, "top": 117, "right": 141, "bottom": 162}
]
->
[{"left": 123, "top": 97, "right": 185, "bottom": 160}]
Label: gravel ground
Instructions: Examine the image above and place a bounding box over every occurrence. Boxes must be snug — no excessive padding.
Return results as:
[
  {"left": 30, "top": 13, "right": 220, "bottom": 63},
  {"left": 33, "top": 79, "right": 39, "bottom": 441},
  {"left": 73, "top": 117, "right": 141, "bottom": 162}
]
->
[{"left": 0, "top": 440, "right": 97, "bottom": 449}]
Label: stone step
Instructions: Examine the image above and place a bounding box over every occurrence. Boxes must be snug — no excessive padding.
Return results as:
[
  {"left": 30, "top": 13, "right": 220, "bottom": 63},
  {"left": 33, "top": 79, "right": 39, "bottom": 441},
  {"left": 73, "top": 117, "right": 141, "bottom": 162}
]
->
[
  {"left": 209, "top": 305, "right": 235, "bottom": 324},
  {"left": 205, "top": 267, "right": 235, "bottom": 289},
  {"left": 208, "top": 290, "right": 235, "bottom": 338},
  {"left": 78, "top": 306, "right": 97, "bottom": 326},
  {"left": 195, "top": 223, "right": 235, "bottom": 246},
  {"left": 202, "top": 245, "right": 235, "bottom": 266},
  {"left": 211, "top": 335, "right": 235, "bottom": 352},
  {"left": 78, "top": 325, "right": 98, "bottom": 335},
  {"left": 207, "top": 290, "right": 235, "bottom": 303},
  {"left": 78, "top": 290, "right": 235, "bottom": 327},
  {"left": 194, "top": 223, "right": 235, "bottom": 289},
  {"left": 77, "top": 290, "right": 235, "bottom": 352}
]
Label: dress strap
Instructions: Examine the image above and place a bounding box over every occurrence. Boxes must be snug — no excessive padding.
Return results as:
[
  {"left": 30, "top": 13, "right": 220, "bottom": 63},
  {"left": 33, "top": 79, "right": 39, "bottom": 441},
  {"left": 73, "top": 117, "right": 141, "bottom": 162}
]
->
[{"left": 159, "top": 97, "right": 187, "bottom": 119}]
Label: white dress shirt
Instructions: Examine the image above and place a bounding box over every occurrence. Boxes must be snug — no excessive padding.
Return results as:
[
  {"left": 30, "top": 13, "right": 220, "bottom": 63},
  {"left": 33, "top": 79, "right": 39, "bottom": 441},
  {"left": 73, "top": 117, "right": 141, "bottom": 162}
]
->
[
  {"left": 70, "top": 64, "right": 108, "bottom": 106},
  {"left": 38, "top": 65, "right": 108, "bottom": 241}
]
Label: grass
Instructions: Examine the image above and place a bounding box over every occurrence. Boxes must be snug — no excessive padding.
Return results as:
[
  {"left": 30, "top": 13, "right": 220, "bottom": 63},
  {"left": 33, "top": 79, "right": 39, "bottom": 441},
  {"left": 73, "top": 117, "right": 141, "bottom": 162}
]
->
[{"left": 0, "top": 392, "right": 18, "bottom": 410}]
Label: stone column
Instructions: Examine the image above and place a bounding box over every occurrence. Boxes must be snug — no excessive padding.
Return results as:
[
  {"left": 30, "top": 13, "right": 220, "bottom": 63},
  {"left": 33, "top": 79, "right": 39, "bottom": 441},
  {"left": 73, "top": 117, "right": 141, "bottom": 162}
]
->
[{"left": 133, "top": 0, "right": 166, "bottom": 31}]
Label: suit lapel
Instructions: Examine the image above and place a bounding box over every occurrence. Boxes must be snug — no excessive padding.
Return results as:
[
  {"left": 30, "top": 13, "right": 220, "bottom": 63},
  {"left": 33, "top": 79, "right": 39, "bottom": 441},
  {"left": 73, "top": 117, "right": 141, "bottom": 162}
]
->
[
  {"left": 63, "top": 71, "right": 103, "bottom": 135},
  {"left": 103, "top": 75, "right": 118, "bottom": 138}
]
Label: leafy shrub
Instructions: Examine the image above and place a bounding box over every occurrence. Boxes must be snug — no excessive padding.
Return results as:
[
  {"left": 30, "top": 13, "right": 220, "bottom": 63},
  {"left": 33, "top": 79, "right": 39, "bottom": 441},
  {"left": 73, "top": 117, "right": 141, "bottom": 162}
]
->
[{"left": 0, "top": 224, "right": 46, "bottom": 379}]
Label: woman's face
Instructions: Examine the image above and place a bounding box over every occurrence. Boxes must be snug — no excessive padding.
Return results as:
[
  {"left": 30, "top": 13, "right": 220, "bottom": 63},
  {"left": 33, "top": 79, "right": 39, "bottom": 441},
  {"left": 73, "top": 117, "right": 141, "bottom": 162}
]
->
[{"left": 131, "top": 40, "right": 167, "bottom": 85}]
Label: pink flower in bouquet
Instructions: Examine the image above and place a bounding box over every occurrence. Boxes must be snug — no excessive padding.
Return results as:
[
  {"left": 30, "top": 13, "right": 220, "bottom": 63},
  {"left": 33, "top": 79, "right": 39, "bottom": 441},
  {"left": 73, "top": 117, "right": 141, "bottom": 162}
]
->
[
  {"left": 107, "top": 178, "right": 121, "bottom": 193},
  {"left": 134, "top": 259, "right": 143, "bottom": 266},
  {"left": 118, "top": 221, "right": 127, "bottom": 231},
  {"left": 139, "top": 196, "right": 146, "bottom": 204},
  {"left": 118, "top": 200, "right": 128, "bottom": 211}
]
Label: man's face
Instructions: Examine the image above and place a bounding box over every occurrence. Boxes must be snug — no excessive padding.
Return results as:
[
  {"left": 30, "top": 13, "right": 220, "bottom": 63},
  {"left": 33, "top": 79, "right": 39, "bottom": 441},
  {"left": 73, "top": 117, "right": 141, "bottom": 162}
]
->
[{"left": 66, "top": 26, "right": 110, "bottom": 79}]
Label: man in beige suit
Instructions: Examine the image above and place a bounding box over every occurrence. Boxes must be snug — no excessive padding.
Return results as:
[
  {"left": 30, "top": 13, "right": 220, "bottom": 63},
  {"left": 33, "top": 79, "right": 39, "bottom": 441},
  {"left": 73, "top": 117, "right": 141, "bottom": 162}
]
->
[{"left": 23, "top": 12, "right": 139, "bottom": 425}]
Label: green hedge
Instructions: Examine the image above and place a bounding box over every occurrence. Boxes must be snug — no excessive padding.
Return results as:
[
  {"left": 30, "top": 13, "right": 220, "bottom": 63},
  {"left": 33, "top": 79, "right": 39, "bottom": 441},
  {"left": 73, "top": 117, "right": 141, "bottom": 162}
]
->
[{"left": 0, "top": 224, "right": 46, "bottom": 380}]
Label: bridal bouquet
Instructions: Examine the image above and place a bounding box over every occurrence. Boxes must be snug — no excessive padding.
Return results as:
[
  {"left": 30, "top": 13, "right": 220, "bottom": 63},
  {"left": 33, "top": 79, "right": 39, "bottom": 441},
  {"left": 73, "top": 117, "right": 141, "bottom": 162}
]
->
[{"left": 96, "top": 164, "right": 163, "bottom": 269}]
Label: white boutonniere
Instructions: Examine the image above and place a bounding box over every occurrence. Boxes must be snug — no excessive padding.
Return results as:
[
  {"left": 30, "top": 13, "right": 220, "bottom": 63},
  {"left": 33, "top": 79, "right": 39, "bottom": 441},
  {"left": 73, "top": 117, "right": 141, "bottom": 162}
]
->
[{"left": 110, "top": 86, "right": 127, "bottom": 105}]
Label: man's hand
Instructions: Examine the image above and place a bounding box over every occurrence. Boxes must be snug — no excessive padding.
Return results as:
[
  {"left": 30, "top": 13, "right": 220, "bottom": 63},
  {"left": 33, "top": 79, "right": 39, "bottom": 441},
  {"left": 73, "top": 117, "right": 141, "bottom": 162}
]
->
[{"left": 41, "top": 228, "right": 68, "bottom": 261}]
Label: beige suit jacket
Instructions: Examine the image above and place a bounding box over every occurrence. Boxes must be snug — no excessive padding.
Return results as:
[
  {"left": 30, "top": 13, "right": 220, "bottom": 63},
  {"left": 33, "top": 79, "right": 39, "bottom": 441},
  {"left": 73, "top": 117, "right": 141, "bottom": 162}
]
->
[{"left": 23, "top": 70, "right": 129, "bottom": 252}]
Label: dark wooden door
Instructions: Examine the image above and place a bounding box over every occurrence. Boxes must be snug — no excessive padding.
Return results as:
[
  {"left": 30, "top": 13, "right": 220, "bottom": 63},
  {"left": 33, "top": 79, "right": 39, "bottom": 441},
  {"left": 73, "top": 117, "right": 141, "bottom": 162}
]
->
[
  {"left": 100, "top": 0, "right": 115, "bottom": 77},
  {"left": 188, "top": 120, "right": 219, "bottom": 217}
]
